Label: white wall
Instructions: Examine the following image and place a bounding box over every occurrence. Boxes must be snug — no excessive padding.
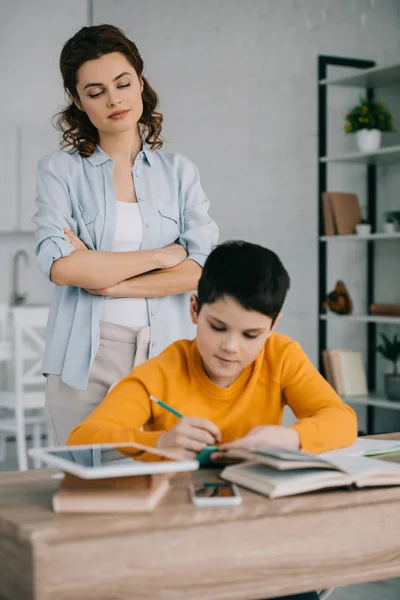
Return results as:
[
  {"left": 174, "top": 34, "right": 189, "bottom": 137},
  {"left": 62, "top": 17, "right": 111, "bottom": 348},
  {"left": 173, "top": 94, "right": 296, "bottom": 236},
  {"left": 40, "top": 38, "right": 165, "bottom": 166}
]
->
[
  {"left": 0, "top": 0, "right": 88, "bottom": 305},
  {"left": 93, "top": 0, "right": 400, "bottom": 431},
  {"left": 1, "top": 0, "right": 400, "bottom": 430},
  {"left": 92, "top": 0, "right": 400, "bottom": 359}
]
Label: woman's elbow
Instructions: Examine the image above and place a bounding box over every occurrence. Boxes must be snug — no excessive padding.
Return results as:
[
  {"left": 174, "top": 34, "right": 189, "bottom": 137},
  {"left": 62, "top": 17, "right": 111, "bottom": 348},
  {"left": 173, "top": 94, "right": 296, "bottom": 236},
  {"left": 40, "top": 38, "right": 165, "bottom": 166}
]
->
[{"left": 50, "top": 257, "right": 71, "bottom": 286}]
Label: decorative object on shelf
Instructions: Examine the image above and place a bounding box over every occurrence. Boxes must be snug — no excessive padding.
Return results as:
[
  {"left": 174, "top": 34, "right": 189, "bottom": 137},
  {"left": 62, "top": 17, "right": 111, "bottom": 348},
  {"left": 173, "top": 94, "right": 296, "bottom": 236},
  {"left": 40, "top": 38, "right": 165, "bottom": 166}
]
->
[
  {"left": 322, "top": 349, "right": 368, "bottom": 396},
  {"left": 356, "top": 129, "right": 381, "bottom": 153},
  {"left": 322, "top": 192, "right": 361, "bottom": 235},
  {"left": 388, "top": 210, "right": 400, "bottom": 228},
  {"left": 383, "top": 212, "right": 397, "bottom": 234},
  {"left": 355, "top": 218, "right": 372, "bottom": 235},
  {"left": 344, "top": 97, "right": 396, "bottom": 153},
  {"left": 321, "top": 280, "right": 353, "bottom": 315},
  {"left": 370, "top": 303, "right": 400, "bottom": 317},
  {"left": 376, "top": 333, "right": 400, "bottom": 401}
]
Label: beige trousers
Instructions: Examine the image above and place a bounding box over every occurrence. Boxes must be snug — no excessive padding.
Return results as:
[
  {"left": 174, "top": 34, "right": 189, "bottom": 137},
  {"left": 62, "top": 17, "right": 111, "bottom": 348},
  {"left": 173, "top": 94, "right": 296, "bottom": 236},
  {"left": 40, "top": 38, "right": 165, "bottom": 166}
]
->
[{"left": 45, "top": 321, "right": 150, "bottom": 446}]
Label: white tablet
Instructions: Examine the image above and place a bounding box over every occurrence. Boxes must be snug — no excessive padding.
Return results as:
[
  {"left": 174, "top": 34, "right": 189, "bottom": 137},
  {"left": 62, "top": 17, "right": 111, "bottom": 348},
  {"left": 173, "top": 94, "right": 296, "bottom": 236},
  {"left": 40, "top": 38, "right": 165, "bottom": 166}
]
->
[{"left": 28, "top": 442, "right": 199, "bottom": 479}]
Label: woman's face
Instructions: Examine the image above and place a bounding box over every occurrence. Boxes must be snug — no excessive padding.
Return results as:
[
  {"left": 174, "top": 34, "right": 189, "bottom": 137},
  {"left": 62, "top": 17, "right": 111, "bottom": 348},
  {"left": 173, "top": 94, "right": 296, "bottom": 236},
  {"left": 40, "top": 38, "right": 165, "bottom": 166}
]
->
[{"left": 75, "top": 51, "right": 143, "bottom": 135}]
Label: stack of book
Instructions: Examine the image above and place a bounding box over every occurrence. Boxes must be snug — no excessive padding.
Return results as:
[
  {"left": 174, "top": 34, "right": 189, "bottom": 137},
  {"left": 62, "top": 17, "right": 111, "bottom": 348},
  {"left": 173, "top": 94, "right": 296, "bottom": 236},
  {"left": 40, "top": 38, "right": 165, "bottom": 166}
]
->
[
  {"left": 322, "top": 192, "right": 361, "bottom": 235},
  {"left": 322, "top": 349, "right": 368, "bottom": 397},
  {"left": 370, "top": 303, "right": 400, "bottom": 316},
  {"left": 53, "top": 472, "right": 171, "bottom": 513},
  {"left": 221, "top": 444, "right": 400, "bottom": 499}
]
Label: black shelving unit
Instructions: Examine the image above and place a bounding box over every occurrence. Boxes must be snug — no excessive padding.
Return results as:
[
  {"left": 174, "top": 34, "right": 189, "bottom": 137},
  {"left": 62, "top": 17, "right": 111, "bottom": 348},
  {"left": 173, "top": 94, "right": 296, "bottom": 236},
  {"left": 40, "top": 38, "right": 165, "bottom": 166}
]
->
[{"left": 318, "top": 55, "right": 376, "bottom": 433}]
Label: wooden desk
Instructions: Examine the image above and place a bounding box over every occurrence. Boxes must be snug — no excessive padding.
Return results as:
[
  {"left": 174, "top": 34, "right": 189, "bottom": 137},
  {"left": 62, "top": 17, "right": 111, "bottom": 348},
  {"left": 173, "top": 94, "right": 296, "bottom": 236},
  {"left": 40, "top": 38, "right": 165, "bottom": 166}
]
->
[{"left": 1, "top": 434, "right": 400, "bottom": 600}]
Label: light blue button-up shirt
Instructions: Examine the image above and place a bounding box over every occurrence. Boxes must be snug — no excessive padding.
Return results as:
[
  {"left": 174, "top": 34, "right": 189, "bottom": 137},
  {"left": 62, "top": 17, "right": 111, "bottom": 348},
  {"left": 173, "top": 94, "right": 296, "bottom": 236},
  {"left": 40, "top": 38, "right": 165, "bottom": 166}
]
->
[{"left": 33, "top": 146, "right": 218, "bottom": 390}]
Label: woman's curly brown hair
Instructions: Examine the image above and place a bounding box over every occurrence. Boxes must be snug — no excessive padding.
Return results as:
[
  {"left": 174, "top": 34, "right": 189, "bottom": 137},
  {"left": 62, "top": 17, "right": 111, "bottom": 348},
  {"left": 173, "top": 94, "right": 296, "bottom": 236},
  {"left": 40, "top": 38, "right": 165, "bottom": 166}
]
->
[{"left": 55, "top": 24, "right": 164, "bottom": 157}]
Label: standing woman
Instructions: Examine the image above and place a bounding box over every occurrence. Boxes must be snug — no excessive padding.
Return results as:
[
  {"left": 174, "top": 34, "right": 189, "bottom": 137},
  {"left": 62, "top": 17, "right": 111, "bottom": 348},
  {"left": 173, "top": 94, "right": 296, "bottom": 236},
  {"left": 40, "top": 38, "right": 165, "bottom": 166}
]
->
[{"left": 33, "top": 24, "right": 218, "bottom": 445}]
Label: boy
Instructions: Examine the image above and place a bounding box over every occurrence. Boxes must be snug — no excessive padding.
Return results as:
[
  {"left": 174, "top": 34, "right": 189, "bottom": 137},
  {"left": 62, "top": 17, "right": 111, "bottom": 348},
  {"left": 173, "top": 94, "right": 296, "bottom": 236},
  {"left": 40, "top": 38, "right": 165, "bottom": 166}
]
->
[
  {"left": 69, "top": 240, "right": 357, "bottom": 458},
  {"left": 69, "top": 241, "right": 356, "bottom": 600}
]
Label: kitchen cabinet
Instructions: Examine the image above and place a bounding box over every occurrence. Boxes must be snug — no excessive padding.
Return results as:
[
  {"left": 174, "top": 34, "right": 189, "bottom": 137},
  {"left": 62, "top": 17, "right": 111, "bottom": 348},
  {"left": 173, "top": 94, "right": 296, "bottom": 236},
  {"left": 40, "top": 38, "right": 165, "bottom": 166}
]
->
[
  {"left": 0, "top": 128, "right": 18, "bottom": 232},
  {"left": 0, "top": 125, "right": 59, "bottom": 233},
  {"left": 19, "top": 125, "right": 60, "bottom": 232}
]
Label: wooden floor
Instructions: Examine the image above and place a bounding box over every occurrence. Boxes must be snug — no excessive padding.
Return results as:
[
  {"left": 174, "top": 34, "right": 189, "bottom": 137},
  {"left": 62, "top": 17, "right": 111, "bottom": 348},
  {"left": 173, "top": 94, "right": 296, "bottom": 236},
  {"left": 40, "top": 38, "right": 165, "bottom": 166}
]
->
[{"left": 1, "top": 439, "right": 399, "bottom": 600}]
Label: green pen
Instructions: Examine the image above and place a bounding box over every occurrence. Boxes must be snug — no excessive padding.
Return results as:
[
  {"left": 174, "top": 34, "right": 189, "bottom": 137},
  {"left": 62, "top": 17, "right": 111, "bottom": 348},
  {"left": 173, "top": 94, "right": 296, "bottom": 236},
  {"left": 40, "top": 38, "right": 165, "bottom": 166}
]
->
[
  {"left": 363, "top": 446, "right": 400, "bottom": 458},
  {"left": 150, "top": 395, "right": 184, "bottom": 418},
  {"left": 149, "top": 395, "right": 218, "bottom": 466}
]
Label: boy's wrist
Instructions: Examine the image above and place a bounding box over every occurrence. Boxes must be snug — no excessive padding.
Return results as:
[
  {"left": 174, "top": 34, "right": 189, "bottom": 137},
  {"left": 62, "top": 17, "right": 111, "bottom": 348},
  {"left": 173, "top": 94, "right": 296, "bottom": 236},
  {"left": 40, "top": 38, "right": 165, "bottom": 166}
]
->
[{"left": 282, "top": 427, "right": 300, "bottom": 449}]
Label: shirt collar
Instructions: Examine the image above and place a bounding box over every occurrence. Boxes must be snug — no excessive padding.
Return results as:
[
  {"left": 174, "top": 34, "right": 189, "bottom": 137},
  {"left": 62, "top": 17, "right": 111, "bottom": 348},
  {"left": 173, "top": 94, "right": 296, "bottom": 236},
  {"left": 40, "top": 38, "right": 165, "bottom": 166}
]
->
[
  {"left": 87, "top": 144, "right": 155, "bottom": 167},
  {"left": 86, "top": 145, "right": 111, "bottom": 166},
  {"left": 142, "top": 147, "right": 154, "bottom": 166}
]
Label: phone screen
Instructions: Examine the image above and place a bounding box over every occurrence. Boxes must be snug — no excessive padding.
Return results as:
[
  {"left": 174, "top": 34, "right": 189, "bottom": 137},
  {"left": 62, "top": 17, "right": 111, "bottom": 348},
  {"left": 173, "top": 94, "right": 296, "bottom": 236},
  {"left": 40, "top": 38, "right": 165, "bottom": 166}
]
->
[{"left": 194, "top": 482, "right": 236, "bottom": 498}]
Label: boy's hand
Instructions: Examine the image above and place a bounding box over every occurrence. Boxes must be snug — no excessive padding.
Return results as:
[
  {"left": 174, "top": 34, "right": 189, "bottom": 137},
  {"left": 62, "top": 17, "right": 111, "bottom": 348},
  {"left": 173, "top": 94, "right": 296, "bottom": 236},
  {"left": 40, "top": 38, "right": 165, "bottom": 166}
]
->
[
  {"left": 218, "top": 426, "right": 300, "bottom": 452},
  {"left": 156, "top": 417, "right": 221, "bottom": 458}
]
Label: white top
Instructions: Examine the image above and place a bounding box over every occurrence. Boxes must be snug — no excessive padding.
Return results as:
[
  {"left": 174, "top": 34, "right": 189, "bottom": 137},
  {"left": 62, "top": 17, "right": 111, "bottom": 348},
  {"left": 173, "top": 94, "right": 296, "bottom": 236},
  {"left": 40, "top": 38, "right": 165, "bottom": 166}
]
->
[{"left": 101, "top": 202, "right": 150, "bottom": 329}]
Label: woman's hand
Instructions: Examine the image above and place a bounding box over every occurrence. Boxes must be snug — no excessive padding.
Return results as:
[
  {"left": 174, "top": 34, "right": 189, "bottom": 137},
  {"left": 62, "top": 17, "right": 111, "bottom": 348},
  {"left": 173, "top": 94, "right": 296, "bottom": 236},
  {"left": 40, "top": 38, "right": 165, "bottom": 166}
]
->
[
  {"left": 159, "top": 243, "right": 187, "bottom": 270},
  {"left": 64, "top": 229, "right": 88, "bottom": 251},
  {"left": 85, "top": 282, "right": 126, "bottom": 297},
  {"left": 156, "top": 417, "right": 221, "bottom": 458},
  {"left": 215, "top": 426, "right": 300, "bottom": 455}
]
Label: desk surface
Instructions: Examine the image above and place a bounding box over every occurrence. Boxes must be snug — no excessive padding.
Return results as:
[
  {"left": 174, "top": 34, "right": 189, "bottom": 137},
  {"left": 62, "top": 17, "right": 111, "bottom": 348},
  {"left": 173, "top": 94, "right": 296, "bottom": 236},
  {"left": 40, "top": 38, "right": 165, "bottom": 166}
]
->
[{"left": 1, "top": 433, "right": 400, "bottom": 600}]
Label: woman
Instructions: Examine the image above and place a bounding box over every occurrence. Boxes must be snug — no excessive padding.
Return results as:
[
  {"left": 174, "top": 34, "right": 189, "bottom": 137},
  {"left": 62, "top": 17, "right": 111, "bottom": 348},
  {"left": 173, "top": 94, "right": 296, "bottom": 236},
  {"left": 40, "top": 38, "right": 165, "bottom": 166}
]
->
[{"left": 33, "top": 24, "right": 218, "bottom": 445}]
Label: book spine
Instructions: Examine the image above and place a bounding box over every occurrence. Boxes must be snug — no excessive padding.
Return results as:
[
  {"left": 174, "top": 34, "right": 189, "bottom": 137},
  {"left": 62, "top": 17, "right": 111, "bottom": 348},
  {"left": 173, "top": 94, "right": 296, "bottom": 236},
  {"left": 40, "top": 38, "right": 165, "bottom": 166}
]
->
[{"left": 326, "top": 350, "right": 344, "bottom": 395}]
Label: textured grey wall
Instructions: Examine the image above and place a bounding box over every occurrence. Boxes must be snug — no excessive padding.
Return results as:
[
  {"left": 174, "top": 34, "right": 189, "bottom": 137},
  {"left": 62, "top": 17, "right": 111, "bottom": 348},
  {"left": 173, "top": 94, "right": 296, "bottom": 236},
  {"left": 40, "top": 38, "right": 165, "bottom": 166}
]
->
[
  {"left": 93, "top": 0, "right": 400, "bottom": 430},
  {"left": 93, "top": 0, "right": 400, "bottom": 365},
  {"left": 1, "top": 0, "right": 400, "bottom": 430}
]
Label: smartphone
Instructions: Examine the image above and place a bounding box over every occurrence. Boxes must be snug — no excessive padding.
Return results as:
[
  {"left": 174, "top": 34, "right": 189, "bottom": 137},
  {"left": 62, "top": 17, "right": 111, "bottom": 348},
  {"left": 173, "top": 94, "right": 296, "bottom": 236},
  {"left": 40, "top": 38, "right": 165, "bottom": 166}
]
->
[{"left": 190, "top": 482, "right": 242, "bottom": 507}]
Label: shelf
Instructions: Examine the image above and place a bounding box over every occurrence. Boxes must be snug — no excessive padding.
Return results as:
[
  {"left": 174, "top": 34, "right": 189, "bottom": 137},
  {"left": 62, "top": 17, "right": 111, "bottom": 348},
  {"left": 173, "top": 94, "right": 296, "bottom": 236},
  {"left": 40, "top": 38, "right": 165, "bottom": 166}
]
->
[
  {"left": 321, "top": 145, "right": 400, "bottom": 165},
  {"left": 320, "top": 233, "right": 400, "bottom": 242},
  {"left": 320, "top": 314, "right": 400, "bottom": 325},
  {"left": 343, "top": 394, "right": 400, "bottom": 411},
  {"left": 318, "top": 56, "right": 400, "bottom": 434},
  {"left": 320, "top": 61, "right": 400, "bottom": 88}
]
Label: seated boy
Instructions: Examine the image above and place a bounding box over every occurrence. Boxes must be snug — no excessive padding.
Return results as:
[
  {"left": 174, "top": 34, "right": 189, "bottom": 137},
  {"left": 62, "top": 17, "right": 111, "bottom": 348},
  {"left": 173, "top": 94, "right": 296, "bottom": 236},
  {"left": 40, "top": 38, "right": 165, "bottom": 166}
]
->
[
  {"left": 69, "top": 239, "right": 356, "bottom": 459},
  {"left": 69, "top": 240, "right": 356, "bottom": 600}
]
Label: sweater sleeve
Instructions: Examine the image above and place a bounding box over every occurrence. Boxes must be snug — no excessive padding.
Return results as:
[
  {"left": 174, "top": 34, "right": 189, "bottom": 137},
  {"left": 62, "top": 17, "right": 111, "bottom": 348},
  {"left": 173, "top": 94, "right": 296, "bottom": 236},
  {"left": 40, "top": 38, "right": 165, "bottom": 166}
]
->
[
  {"left": 280, "top": 341, "right": 358, "bottom": 453},
  {"left": 67, "top": 374, "right": 164, "bottom": 452}
]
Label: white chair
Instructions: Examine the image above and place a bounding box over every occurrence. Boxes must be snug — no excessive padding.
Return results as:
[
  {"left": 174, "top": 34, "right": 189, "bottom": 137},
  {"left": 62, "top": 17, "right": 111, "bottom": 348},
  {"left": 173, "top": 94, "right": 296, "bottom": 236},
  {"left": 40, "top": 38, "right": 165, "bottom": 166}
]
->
[
  {"left": 0, "top": 303, "right": 9, "bottom": 463},
  {"left": 0, "top": 306, "right": 49, "bottom": 470}
]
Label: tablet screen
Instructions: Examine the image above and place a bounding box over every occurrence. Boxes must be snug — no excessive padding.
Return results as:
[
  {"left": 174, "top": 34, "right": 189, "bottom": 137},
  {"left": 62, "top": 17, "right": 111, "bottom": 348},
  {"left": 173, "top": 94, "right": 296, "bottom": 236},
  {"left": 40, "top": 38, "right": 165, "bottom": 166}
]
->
[
  {"left": 29, "top": 443, "right": 199, "bottom": 479},
  {"left": 45, "top": 446, "right": 153, "bottom": 468}
]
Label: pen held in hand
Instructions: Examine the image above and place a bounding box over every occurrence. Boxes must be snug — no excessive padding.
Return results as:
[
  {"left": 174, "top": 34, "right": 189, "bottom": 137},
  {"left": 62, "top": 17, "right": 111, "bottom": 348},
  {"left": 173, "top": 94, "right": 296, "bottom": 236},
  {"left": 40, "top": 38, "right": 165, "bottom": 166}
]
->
[
  {"left": 149, "top": 395, "right": 220, "bottom": 456},
  {"left": 149, "top": 395, "right": 184, "bottom": 419}
]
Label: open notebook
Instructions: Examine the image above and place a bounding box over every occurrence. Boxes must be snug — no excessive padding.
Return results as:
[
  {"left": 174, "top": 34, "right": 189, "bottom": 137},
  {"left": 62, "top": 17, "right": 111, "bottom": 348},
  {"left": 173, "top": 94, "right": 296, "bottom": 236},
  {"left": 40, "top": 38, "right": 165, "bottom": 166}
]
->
[{"left": 221, "top": 445, "right": 400, "bottom": 498}]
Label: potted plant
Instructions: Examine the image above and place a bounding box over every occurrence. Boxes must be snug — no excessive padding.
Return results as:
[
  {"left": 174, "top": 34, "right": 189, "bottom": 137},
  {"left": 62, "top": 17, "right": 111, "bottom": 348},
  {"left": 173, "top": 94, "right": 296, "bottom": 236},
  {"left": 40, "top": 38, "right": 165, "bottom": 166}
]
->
[
  {"left": 388, "top": 210, "right": 400, "bottom": 229},
  {"left": 376, "top": 333, "right": 400, "bottom": 401},
  {"left": 344, "top": 97, "right": 396, "bottom": 153},
  {"left": 355, "top": 218, "right": 371, "bottom": 236},
  {"left": 383, "top": 212, "right": 397, "bottom": 234}
]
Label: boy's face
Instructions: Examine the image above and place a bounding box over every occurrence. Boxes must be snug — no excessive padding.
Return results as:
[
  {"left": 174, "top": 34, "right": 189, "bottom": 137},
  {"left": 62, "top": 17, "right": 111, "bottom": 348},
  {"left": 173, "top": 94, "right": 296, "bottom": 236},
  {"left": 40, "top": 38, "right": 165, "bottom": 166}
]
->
[{"left": 190, "top": 294, "right": 280, "bottom": 388}]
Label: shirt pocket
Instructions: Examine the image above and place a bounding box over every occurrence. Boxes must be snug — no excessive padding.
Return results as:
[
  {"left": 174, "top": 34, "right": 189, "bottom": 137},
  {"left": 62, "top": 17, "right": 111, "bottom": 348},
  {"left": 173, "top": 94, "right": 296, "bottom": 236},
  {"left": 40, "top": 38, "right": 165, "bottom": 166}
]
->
[
  {"left": 77, "top": 204, "right": 98, "bottom": 248},
  {"left": 158, "top": 203, "right": 180, "bottom": 246}
]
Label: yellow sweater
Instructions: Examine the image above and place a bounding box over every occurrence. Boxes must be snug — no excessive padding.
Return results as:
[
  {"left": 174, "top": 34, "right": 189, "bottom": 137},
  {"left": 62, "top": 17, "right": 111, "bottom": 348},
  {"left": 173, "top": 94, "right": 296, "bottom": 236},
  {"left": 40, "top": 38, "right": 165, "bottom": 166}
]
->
[{"left": 68, "top": 333, "right": 357, "bottom": 454}]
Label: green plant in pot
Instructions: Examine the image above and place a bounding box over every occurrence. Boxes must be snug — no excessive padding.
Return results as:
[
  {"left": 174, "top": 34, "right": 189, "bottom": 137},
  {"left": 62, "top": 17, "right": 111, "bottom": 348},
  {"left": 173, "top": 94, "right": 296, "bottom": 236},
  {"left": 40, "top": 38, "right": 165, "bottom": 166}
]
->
[
  {"left": 388, "top": 210, "right": 400, "bottom": 228},
  {"left": 376, "top": 333, "right": 400, "bottom": 401},
  {"left": 384, "top": 212, "right": 397, "bottom": 234},
  {"left": 344, "top": 97, "right": 396, "bottom": 153}
]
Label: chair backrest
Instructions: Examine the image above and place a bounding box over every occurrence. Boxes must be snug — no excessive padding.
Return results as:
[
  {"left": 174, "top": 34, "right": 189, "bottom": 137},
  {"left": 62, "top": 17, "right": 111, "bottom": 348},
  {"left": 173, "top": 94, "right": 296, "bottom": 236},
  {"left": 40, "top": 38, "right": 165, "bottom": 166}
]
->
[{"left": 12, "top": 307, "right": 49, "bottom": 407}]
